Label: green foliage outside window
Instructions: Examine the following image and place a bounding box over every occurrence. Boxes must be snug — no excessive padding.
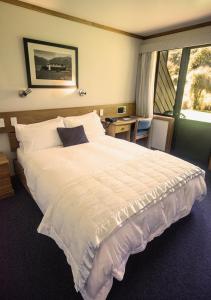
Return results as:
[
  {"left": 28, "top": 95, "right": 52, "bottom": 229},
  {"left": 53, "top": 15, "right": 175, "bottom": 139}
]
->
[{"left": 167, "top": 47, "right": 211, "bottom": 113}]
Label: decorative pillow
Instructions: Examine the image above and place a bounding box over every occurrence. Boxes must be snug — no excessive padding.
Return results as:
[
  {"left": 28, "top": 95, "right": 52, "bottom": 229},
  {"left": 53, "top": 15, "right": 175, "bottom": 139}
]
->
[
  {"left": 15, "top": 117, "right": 65, "bottom": 153},
  {"left": 64, "top": 112, "right": 105, "bottom": 141},
  {"left": 57, "top": 126, "right": 89, "bottom": 147}
]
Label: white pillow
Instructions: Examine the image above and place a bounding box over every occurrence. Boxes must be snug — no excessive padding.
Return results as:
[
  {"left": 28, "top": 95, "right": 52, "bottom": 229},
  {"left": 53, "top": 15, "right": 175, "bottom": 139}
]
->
[
  {"left": 64, "top": 112, "right": 105, "bottom": 141},
  {"left": 15, "top": 117, "right": 65, "bottom": 153}
]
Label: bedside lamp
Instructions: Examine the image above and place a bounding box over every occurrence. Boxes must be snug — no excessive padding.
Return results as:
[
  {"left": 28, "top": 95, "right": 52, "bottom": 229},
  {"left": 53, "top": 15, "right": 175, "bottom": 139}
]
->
[
  {"left": 19, "top": 88, "right": 32, "bottom": 97},
  {"left": 79, "top": 89, "right": 87, "bottom": 96}
]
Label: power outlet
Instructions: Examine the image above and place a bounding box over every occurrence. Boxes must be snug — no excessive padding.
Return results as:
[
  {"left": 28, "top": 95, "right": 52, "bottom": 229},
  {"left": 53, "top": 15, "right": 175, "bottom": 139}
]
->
[
  {"left": 100, "top": 109, "right": 104, "bottom": 117},
  {"left": 10, "top": 117, "right": 17, "bottom": 126},
  {"left": 0, "top": 118, "right": 5, "bottom": 128}
]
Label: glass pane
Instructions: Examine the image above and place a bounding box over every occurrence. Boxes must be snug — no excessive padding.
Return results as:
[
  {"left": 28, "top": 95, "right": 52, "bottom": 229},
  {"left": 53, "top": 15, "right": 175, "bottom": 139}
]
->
[
  {"left": 181, "top": 46, "right": 211, "bottom": 123},
  {"left": 167, "top": 49, "right": 183, "bottom": 90},
  {"left": 154, "top": 49, "right": 182, "bottom": 116}
]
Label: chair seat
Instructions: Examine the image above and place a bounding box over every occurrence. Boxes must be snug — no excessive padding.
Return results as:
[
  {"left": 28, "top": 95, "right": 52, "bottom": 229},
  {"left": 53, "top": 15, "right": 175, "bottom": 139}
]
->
[
  {"left": 136, "top": 129, "right": 149, "bottom": 139},
  {"left": 133, "top": 118, "right": 152, "bottom": 143}
]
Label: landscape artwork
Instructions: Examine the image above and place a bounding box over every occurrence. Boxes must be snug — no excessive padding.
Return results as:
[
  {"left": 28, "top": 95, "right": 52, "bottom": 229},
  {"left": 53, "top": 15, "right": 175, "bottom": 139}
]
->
[
  {"left": 34, "top": 49, "right": 72, "bottom": 81},
  {"left": 23, "top": 38, "right": 78, "bottom": 88}
]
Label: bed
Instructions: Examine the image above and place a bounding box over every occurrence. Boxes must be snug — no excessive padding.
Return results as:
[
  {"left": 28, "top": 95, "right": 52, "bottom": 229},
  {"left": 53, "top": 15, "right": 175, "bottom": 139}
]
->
[{"left": 14, "top": 113, "right": 206, "bottom": 300}]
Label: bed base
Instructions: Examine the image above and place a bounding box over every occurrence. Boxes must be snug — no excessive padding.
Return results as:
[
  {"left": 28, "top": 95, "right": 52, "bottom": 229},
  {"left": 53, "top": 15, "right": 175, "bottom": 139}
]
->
[{"left": 13, "top": 159, "right": 30, "bottom": 194}]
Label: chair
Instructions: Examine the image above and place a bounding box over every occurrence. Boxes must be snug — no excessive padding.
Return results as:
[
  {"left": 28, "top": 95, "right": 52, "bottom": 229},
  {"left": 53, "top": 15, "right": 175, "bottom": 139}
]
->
[{"left": 133, "top": 118, "right": 152, "bottom": 144}]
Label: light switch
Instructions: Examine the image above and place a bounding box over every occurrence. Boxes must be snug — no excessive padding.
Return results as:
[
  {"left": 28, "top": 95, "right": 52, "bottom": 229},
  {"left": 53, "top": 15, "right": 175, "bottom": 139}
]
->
[
  {"left": 100, "top": 109, "right": 104, "bottom": 117},
  {"left": 0, "top": 118, "right": 5, "bottom": 128},
  {"left": 10, "top": 117, "right": 17, "bottom": 126}
]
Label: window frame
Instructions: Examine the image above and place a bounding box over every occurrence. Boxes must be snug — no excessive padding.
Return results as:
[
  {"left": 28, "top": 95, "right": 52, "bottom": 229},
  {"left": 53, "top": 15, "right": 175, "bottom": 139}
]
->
[{"left": 153, "top": 43, "right": 211, "bottom": 122}]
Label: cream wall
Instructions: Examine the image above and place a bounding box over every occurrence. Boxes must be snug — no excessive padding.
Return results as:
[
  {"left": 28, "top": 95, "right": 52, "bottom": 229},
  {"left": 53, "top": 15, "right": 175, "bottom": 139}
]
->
[
  {"left": 140, "top": 25, "right": 211, "bottom": 52},
  {"left": 0, "top": 2, "right": 141, "bottom": 164}
]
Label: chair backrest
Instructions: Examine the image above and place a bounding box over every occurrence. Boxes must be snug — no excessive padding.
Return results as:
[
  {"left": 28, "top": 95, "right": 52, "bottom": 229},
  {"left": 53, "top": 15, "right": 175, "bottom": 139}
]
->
[
  {"left": 133, "top": 118, "right": 152, "bottom": 143},
  {"left": 137, "top": 118, "right": 152, "bottom": 130}
]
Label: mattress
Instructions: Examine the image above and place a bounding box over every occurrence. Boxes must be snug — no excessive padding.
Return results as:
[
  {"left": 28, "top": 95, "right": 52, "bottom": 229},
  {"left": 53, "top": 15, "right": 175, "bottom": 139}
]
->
[{"left": 17, "top": 136, "right": 206, "bottom": 300}]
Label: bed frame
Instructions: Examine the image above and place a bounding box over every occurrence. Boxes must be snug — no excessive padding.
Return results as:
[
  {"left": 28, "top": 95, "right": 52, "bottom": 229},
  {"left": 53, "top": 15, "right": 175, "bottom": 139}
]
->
[
  {"left": 0, "top": 104, "right": 175, "bottom": 191},
  {"left": 0, "top": 103, "right": 135, "bottom": 152},
  {"left": 0, "top": 103, "right": 135, "bottom": 190}
]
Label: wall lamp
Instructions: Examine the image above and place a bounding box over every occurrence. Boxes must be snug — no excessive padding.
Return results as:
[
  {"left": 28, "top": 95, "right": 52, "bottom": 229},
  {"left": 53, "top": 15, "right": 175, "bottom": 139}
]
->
[
  {"left": 79, "top": 89, "right": 87, "bottom": 96},
  {"left": 19, "top": 88, "right": 32, "bottom": 97}
]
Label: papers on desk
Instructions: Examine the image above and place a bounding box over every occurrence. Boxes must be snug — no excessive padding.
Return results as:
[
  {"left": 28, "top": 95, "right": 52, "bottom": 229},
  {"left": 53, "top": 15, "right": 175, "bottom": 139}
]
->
[{"left": 122, "top": 117, "right": 131, "bottom": 121}]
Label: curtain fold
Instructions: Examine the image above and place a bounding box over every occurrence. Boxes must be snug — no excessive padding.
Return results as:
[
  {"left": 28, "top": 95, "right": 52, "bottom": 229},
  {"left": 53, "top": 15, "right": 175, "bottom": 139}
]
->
[{"left": 135, "top": 52, "right": 157, "bottom": 118}]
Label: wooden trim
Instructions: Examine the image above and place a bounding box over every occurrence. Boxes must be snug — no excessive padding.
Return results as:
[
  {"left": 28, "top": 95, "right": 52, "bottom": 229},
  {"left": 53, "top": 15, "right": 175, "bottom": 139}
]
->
[
  {"left": 0, "top": 103, "right": 135, "bottom": 151},
  {"left": 1, "top": 0, "right": 211, "bottom": 41},
  {"left": 143, "top": 20, "right": 211, "bottom": 40},
  {"left": 0, "top": 0, "right": 143, "bottom": 40}
]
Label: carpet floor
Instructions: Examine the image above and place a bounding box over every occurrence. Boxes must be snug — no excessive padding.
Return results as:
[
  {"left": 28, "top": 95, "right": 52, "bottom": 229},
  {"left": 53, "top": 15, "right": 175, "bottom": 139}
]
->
[{"left": 0, "top": 158, "right": 210, "bottom": 300}]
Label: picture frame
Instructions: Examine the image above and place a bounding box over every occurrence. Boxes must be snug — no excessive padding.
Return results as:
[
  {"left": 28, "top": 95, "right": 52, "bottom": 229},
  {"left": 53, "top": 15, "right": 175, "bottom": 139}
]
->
[{"left": 23, "top": 38, "right": 78, "bottom": 88}]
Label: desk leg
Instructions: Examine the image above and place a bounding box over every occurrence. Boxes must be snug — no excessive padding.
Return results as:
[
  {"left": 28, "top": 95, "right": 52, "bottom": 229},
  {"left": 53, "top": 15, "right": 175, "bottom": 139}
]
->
[
  {"left": 107, "top": 126, "right": 115, "bottom": 137},
  {"left": 126, "top": 126, "right": 131, "bottom": 141}
]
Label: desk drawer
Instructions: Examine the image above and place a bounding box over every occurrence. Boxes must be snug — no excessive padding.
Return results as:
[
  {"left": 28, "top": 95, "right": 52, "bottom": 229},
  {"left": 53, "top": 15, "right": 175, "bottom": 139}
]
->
[{"left": 115, "top": 124, "right": 130, "bottom": 133}]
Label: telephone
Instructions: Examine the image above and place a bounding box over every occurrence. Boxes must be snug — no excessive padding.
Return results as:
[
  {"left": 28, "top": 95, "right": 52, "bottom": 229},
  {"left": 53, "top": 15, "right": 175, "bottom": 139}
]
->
[{"left": 105, "top": 117, "right": 117, "bottom": 123}]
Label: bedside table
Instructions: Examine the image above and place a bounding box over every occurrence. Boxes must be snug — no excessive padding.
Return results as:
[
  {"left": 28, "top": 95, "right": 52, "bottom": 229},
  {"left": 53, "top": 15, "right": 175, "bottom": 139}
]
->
[
  {"left": 0, "top": 153, "right": 14, "bottom": 199},
  {"left": 105, "top": 118, "right": 137, "bottom": 141}
]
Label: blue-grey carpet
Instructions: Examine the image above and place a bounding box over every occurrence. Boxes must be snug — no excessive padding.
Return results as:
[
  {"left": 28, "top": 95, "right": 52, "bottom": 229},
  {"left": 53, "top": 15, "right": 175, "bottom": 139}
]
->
[{"left": 0, "top": 160, "right": 210, "bottom": 300}]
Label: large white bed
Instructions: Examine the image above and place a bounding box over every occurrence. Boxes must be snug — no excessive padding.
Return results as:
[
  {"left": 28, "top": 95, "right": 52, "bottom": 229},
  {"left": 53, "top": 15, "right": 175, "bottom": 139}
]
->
[{"left": 17, "top": 132, "right": 206, "bottom": 300}]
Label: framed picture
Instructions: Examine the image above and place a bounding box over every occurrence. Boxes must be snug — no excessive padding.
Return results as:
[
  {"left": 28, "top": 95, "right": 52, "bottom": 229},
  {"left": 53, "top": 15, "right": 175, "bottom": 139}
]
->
[{"left": 23, "top": 38, "right": 78, "bottom": 88}]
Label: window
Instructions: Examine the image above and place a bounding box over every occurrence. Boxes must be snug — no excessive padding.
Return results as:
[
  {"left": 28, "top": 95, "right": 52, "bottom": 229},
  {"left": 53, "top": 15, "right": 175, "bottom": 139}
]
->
[
  {"left": 167, "top": 49, "right": 183, "bottom": 90},
  {"left": 154, "top": 46, "right": 211, "bottom": 123},
  {"left": 154, "top": 49, "right": 182, "bottom": 116},
  {"left": 181, "top": 46, "right": 211, "bottom": 122}
]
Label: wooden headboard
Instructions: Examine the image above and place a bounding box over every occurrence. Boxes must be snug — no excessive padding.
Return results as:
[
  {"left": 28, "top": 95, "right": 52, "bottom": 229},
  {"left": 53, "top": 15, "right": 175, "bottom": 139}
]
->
[{"left": 0, "top": 103, "right": 135, "bottom": 152}]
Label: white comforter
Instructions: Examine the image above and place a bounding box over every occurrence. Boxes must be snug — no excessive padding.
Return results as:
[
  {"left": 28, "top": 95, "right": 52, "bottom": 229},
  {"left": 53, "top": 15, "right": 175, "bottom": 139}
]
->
[{"left": 20, "top": 136, "right": 206, "bottom": 300}]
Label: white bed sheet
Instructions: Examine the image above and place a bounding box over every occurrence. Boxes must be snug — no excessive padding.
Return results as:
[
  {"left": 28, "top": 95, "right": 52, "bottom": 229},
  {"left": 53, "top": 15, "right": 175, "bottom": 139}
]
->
[
  {"left": 17, "top": 146, "right": 62, "bottom": 170},
  {"left": 17, "top": 136, "right": 206, "bottom": 300}
]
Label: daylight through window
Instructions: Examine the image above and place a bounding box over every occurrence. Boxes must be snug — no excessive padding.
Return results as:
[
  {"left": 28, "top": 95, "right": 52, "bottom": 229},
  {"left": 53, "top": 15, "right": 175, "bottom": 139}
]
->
[{"left": 154, "top": 46, "right": 211, "bottom": 123}]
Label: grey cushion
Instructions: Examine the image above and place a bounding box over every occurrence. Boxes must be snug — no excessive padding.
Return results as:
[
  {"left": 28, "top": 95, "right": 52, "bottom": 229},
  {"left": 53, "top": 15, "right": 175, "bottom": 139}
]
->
[{"left": 57, "top": 126, "right": 89, "bottom": 147}]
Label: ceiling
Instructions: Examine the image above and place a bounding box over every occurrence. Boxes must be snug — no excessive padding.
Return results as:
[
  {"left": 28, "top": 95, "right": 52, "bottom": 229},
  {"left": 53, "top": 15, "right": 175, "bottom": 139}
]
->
[{"left": 23, "top": 0, "right": 211, "bottom": 36}]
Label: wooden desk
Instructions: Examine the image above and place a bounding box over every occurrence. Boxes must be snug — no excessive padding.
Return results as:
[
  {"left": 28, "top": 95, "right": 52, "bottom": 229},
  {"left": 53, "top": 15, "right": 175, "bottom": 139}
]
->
[
  {"left": 103, "top": 115, "right": 175, "bottom": 152},
  {"left": 104, "top": 118, "right": 137, "bottom": 141}
]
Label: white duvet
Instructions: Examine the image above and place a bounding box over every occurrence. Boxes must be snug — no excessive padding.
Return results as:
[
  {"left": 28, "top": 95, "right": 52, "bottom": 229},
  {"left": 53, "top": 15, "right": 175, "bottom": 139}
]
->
[{"left": 19, "top": 136, "right": 207, "bottom": 300}]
